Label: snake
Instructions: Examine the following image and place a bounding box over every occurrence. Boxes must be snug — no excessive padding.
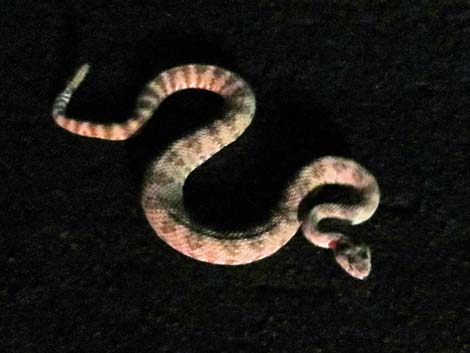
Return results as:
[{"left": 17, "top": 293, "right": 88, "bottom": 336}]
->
[{"left": 52, "top": 63, "right": 380, "bottom": 279}]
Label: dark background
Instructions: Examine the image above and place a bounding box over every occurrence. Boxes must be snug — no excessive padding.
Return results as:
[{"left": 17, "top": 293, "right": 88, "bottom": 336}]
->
[{"left": 1, "top": 1, "right": 469, "bottom": 352}]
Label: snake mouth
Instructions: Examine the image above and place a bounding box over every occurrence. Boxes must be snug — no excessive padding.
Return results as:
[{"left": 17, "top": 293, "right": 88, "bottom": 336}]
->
[
  {"left": 351, "top": 270, "right": 367, "bottom": 280},
  {"left": 349, "top": 269, "right": 369, "bottom": 280}
]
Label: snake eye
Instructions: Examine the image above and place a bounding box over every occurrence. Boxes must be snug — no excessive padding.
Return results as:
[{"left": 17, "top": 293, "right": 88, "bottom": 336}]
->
[{"left": 359, "top": 249, "right": 369, "bottom": 259}]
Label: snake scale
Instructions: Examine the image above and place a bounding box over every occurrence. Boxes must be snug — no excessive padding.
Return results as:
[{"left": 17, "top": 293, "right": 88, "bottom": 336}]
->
[{"left": 52, "top": 63, "right": 380, "bottom": 279}]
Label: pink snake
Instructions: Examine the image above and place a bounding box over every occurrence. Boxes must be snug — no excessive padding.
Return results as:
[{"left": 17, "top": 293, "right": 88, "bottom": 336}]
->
[{"left": 52, "top": 63, "right": 380, "bottom": 279}]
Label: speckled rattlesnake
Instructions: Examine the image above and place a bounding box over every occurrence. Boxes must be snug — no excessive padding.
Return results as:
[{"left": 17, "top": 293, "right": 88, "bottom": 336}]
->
[{"left": 52, "top": 63, "right": 380, "bottom": 279}]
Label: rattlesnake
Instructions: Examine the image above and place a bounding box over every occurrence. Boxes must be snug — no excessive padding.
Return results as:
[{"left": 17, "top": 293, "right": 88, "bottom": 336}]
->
[{"left": 52, "top": 63, "right": 380, "bottom": 279}]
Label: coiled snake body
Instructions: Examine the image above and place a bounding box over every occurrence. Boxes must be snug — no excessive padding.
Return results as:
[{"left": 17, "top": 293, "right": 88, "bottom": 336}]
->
[{"left": 52, "top": 64, "right": 380, "bottom": 279}]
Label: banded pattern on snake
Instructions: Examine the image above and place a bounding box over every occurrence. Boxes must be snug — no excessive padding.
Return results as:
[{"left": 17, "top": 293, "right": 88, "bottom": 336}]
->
[{"left": 52, "top": 63, "right": 380, "bottom": 279}]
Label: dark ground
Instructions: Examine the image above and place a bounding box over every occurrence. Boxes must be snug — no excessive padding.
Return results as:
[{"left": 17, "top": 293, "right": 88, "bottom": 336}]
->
[{"left": 1, "top": 1, "right": 469, "bottom": 352}]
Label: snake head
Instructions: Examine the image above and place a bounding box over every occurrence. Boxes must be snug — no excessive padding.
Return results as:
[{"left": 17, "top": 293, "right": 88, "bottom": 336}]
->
[{"left": 333, "top": 241, "right": 371, "bottom": 280}]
